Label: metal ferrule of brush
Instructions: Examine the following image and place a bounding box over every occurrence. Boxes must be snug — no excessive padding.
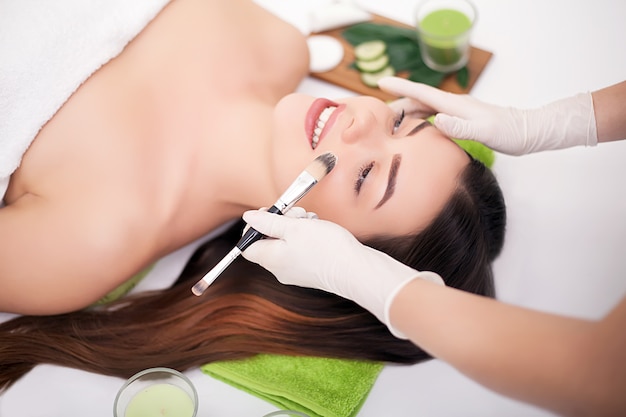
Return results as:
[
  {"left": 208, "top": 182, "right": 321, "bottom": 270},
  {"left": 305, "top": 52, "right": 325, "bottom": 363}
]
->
[{"left": 272, "top": 170, "right": 317, "bottom": 213}]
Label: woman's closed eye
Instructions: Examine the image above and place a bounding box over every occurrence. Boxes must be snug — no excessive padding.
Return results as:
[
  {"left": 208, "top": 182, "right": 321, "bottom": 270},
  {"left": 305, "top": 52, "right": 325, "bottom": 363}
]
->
[
  {"left": 354, "top": 161, "right": 374, "bottom": 195},
  {"left": 392, "top": 109, "right": 405, "bottom": 134}
]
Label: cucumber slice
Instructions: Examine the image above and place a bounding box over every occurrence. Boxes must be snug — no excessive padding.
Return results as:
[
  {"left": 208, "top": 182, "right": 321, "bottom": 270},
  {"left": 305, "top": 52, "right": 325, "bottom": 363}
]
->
[
  {"left": 355, "top": 54, "right": 390, "bottom": 73},
  {"left": 360, "top": 65, "right": 396, "bottom": 87},
  {"left": 354, "top": 40, "right": 387, "bottom": 61}
]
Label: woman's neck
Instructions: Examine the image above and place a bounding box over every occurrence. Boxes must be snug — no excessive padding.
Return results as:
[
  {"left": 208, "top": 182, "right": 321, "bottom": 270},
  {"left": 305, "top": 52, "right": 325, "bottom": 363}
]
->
[{"left": 202, "top": 98, "right": 280, "bottom": 214}]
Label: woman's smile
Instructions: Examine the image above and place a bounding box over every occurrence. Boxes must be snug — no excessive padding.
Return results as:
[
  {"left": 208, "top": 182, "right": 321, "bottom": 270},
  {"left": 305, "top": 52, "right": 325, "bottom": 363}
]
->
[{"left": 305, "top": 98, "right": 343, "bottom": 149}]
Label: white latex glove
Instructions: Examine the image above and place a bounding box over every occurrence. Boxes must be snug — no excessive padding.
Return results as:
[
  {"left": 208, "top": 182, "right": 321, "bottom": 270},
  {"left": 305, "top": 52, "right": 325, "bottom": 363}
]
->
[
  {"left": 241, "top": 208, "right": 444, "bottom": 338},
  {"left": 378, "top": 76, "right": 598, "bottom": 156}
]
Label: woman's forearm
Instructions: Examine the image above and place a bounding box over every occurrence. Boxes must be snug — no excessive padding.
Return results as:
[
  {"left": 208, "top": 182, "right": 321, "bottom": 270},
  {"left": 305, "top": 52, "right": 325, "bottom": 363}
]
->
[
  {"left": 592, "top": 80, "right": 626, "bottom": 143},
  {"left": 389, "top": 279, "right": 626, "bottom": 417}
]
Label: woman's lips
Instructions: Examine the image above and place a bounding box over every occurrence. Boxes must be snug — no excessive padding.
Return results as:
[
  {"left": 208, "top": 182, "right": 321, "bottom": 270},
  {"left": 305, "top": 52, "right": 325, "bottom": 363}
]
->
[{"left": 305, "top": 98, "right": 343, "bottom": 149}]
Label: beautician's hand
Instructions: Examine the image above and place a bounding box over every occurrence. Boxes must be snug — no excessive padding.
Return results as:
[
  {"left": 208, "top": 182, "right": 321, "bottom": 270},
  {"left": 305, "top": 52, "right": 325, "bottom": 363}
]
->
[
  {"left": 241, "top": 208, "right": 444, "bottom": 338},
  {"left": 378, "top": 76, "right": 598, "bottom": 156}
]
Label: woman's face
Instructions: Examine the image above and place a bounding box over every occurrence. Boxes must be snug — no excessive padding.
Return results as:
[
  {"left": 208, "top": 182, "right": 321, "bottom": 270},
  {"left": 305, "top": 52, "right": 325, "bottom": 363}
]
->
[{"left": 270, "top": 94, "right": 469, "bottom": 238}]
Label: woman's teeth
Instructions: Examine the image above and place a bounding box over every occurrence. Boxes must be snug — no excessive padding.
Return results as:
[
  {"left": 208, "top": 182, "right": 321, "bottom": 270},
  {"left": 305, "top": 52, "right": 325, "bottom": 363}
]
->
[{"left": 312, "top": 106, "right": 337, "bottom": 149}]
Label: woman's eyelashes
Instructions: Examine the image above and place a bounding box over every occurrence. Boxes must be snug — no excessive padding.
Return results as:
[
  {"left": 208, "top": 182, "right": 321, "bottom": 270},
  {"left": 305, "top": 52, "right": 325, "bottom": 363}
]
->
[
  {"left": 353, "top": 109, "right": 404, "bottom": 195},
  {"left": 354, "top": 161, "right": 374, "bottom": 195},
  {"left": 392, "top": 109, "right": 406, "bottom": 133}
]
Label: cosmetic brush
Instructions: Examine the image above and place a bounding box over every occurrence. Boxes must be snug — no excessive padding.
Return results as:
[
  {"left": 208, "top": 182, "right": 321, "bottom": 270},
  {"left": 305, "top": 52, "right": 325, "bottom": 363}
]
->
[{"left": 191, "top": 152, "right": 337, "bottom": 296}]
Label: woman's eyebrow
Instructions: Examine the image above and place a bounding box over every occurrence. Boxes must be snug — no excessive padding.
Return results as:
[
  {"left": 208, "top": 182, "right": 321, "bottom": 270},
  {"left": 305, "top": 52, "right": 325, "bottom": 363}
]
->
[
  {"left": 375, "top": 154, "right": 402, "bottom": 210},
  {"left": 408, "top": 120, "right": 431, "bottom": 136}
]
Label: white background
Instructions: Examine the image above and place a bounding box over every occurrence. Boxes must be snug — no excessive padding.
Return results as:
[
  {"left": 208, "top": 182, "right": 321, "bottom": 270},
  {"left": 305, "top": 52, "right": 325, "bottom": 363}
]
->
[{"left": 2, "top": 0, "right": 625, "bottom": 416}]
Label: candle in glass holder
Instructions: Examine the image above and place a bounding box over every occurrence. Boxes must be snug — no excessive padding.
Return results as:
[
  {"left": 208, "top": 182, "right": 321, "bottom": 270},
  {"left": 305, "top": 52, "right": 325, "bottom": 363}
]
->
[
  {"left": 415, "top": 0, "right": 476, "bottom": 73},
  {"left": 114, "top": 368, "right": 198, "bottom": 417},
  {"left": 125, "top": 383, "right": 195, "bottom": 417}
]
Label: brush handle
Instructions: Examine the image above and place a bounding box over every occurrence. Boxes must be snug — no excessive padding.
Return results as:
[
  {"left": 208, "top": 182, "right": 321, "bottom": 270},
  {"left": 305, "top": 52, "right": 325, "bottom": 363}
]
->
[
  {"left": 191, "top": 245, "right": 242, "bottom": 295},
  {"left": 236, "top": 205, "right": 282, "bottom": 252},
  {"left": 192, "top": 206, "right": 281, "bottom": 296}
]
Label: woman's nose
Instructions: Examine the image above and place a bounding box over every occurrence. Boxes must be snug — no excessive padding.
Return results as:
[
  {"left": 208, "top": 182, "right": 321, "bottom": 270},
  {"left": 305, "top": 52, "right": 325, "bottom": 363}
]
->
[{"left": 340, "top": 110, "right": 378, "bottom": 144}]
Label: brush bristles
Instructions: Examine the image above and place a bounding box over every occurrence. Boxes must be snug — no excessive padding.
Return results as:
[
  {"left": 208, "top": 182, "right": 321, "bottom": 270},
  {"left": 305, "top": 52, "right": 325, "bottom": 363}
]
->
[{"left": 306, "top": 152, "right": 337, "bottom": 182}]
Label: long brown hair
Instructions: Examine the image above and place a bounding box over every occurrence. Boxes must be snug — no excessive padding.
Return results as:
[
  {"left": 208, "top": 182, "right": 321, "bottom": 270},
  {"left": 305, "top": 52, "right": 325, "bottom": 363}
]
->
[{"left": 0, "top": 157, "right": 505, "bottom": 392}]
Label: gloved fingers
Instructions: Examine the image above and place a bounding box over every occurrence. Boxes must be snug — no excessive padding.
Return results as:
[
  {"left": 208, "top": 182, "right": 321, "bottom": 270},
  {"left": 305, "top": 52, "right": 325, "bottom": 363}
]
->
[
  {"left": 240, "top": 234, "right": 288, "bottom": 272},
  {"left": 240, "top": 209, "right": 293, "bottom": 271},
  {"left": 283, "top": 206, "right": 308, "bottom": 219},
  {"left": 378, "top": 76, "right": 468, "bottom": 116},
  {"left": 386, "top": 97, "right": 434, "bottom": 119},
  {"left": 283, "top": 206, "right": 319, "bottom": 220},
  {"left": 242, "top": 209, "right": 293, "bottom": 240},
  {"left": 241, "top": 206, "right": 269, "bottom": 236},
  {"left": 242, "top": 206, "right": 314, "bottom": 236},
  {"left": 433, "top": 113, "right": 479, "bottom": 140}
]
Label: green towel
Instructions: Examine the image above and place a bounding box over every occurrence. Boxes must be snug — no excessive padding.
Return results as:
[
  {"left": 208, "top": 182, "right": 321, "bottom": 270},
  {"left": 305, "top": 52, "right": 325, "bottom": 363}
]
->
[
  {"left": 201, "top": 354, "right": 383, "bottom": 417},
  {"left": 92, "top": 264, "right": 154, "bottom": 305}
]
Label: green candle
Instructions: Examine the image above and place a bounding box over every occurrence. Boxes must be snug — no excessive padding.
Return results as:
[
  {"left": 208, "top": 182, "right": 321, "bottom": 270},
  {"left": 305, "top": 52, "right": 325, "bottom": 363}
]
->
[
  {"left": 124, "top": 383, "right": 195, "bottom": 417},
  {"left": 415, "top": 0, "right": 476, "bottom": 72},
  {"left": 420, "top": 9, "right": 472, "bottom": 37}
]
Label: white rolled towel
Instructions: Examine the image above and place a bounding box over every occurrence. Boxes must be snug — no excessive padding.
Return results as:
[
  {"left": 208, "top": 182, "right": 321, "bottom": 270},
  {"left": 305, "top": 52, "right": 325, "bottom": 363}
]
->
[{"left": 309, "top": 0, "right": 372, "bottom": 33}]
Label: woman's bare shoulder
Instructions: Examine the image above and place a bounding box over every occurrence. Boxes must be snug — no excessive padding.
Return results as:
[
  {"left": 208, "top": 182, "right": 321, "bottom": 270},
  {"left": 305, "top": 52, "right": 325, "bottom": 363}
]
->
[{"left": 0, "top": 193, "right": 155, "bottom": 315}]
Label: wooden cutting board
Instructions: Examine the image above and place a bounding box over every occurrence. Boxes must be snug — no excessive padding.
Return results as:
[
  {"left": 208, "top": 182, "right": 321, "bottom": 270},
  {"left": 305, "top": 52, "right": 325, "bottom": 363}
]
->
[{"left": 310, "top": 13, "right": 493, "bottom": 101}]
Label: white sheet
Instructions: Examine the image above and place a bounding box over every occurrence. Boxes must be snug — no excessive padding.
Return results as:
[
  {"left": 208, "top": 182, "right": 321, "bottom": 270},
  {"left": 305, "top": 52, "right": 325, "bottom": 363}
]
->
[{"left": 2, "top": 0, "right": 625, "bottom": 416}]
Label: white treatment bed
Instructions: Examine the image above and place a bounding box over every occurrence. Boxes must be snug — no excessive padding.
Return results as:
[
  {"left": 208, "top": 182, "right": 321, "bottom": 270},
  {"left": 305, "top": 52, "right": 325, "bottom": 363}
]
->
[{"left": 1, "top": 0, "right": 625, "bottom": 416}]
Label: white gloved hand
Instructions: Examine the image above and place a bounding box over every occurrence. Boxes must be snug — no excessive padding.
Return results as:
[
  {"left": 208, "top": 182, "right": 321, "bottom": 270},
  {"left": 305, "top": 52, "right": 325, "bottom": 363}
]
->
[
  {"left": 378, "top": 76, "right": 598, "bottom": 156},
  {"left": 241, "top": 208, "right": 444, "bottom": 338}
]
